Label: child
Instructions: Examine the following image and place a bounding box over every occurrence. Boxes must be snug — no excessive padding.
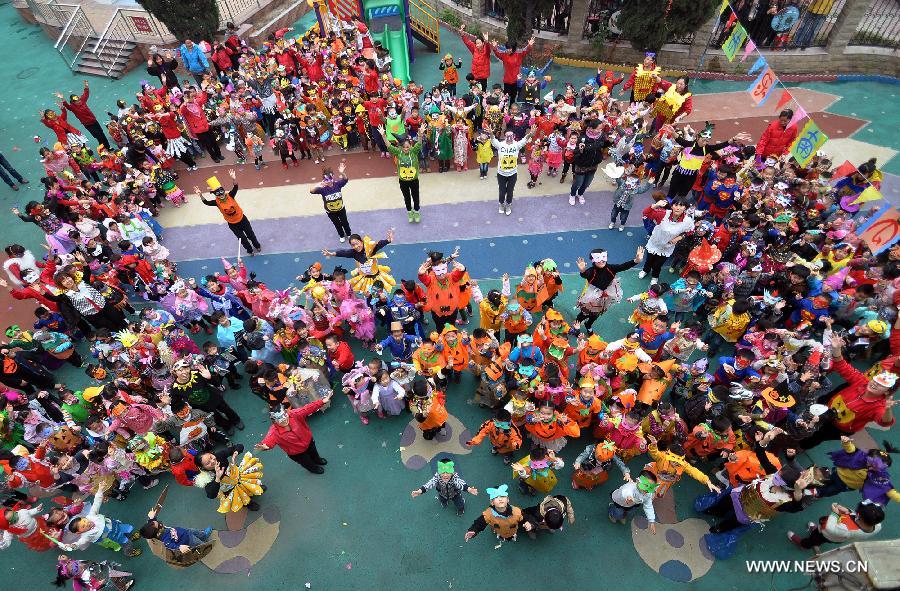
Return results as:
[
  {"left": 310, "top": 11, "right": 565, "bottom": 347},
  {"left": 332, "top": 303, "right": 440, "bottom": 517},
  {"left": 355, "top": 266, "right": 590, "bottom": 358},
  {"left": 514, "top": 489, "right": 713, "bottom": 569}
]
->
[
  {"left": 513, "top": 446, "right": 564, "bottom": 496},
  {"left": 464, "top": 484, "right": 525, "bottom": 543},
  {"left": 608, "top": 468, "right": 659, "bottom": 534},
  {"left": 246, "top": 133, "right": 265, "bottom": 170},
  {"left": 325, "top": 333, "right": 355, "bottom": 373},
  {"left": 683, "top": 415, "right": 736, "bottom": 460},
  {"left": 58, "top": 485, "right": 142, "bottom": 556},
  {"left": 610, "top": 172, "right": 653, "bottom": 231},
  {"left": 411, "top": 457, "right": 478, "bottom": 516},
  {"left": 788, "top": 502, "right": 884, "bottom": 551},
  {"left": 272, "top": 129, "right": 298, "bottom": 169},
  {"left": 371, "top": 368, "right": 406, "bottom": 417},
  {"left": 467, "top": 408, "right": 522, "bottom": 464},
  {"left": 475, "top": 131, "right": 493, "bottom": 180},
  {"left": 341, "top": 363, "right": 375, "bottom": 424},
  {"left": 572, "top": 440, "right": 617, "bottom": 490},
  {"left": 439, "top": 54, "right": 463, "bottom": 96},
  {"left": 627, "top": 282, "right": 669, "bottom": 326},
  {"left": 526, "top": 140, "right": 545, "bottom": 189},
  {"left": 409, "top": 376, "right": 448, "bottom": 440}
]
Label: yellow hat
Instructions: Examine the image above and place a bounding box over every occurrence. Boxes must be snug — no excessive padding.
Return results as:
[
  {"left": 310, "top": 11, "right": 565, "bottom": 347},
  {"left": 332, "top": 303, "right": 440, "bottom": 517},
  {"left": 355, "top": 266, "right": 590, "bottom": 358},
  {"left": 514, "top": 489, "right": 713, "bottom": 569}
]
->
[
  {"left": 867, "top": 319, "right": 889, "bottom": 336},
  {"left": 206, "top": 176, "right": 222, "bottom": 192},
  {"left": 82, "top": 386, "right": 103, "bottom": 401}
]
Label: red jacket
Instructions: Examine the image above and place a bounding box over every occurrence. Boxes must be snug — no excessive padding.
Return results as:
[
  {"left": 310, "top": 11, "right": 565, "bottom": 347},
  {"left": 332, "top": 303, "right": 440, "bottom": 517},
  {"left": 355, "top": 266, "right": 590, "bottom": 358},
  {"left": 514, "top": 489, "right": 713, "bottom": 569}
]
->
[
  {"left": 210, "top": 46, "right": 234, "bottom": 71},
  {"left": 300, "top": 53, "right": 324, "bottom": 82},
  {"left": 41, "top": 110, "right": 81, "bottom": 143},
  {"left": 827, "top": 359, "right": 895, "bottom": 434},
  {"left": 493, "top": 46, "right": 531, "bottom": 84},
  {"left": 178, "top": 92, "right": 211, "bottom": 135},
  {"left": 4, "top": 445, "right": 55, "bottom": 489},
  {"left": 275, "top": 49, "right": 297, "bottom": 76},
  {"left": 260, "top": 400, "right": 325, "bottom": 454},
  {"left": 327, "top": 341, "right": 355, "bottom": 372},
  {"left": 756, "top": 120, "right": 798, "bottom": 158},
  {"left": 62, "top": 87, "right": 98, "bottom": 126},
  {"left": 461, "top": 34, "right": 491, "bottom": 80}
]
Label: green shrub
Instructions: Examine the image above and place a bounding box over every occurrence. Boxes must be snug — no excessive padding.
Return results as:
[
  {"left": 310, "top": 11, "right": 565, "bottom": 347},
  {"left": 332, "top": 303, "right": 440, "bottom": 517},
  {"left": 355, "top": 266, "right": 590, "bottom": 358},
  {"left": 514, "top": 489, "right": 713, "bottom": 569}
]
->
[{"left": 440, "top": 9, "right": 462, "bottom": 28}]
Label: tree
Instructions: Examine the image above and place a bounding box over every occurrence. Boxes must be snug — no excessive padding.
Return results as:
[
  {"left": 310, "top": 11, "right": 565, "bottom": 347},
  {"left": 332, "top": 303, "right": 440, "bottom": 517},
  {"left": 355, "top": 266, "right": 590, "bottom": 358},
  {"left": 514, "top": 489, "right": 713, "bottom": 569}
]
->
[
  {"left": 137, "top": 0, "right": 220, "bottom": 42},
  {"left": 618, "top": 0, "right": 718, "bottom": 52},
  {"left": 496, "top": 0, "right": 555, "bottom": 46}
]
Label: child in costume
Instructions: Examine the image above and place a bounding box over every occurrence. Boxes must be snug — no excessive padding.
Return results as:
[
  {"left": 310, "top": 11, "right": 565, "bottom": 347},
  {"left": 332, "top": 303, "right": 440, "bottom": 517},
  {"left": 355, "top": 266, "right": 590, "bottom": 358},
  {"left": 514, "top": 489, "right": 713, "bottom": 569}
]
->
[
  {"left": 608, "top": 467, "right": 659, "bottom": 534},
  {"left": 411, "top": 458, "right": 478, "bottom": 516},
  {"left": 788, "top": 502, "right": 884, "bottom": 551},
  {"left": 467, "top": 408, "right": 522, "bottom": 464},
  {"left": 150, "top": 164, "right": 186, "bottom": 207},
  {"left": 627, "top": 283, "right": 669, "bottom": 326},
  {"left": 524, "top": 401, "right": 580, "bottom": 452},
  {"left": 409, "top": 377, "right": 448, "bottom": 440},
  {"left": 341, "top": 363, "right": 376, "bottom": 425},
  {"left": 465, "top": 484, "right": 526, "bottom": 543},
  {"left": 58, "top": 486, "right": 142, "bottom": 557},
  {"left": 572, "top": 440, "right": 617, "bottom": 491},
  {"left": 564, "top": 377, "right": 604, "bottom": 431},
  {"left": 435, "top": 324, "right": 469, "bottom": 384},
  {"left": 513, "top": 446, "right": 564, "bottom": 496},
  {"left": 640, "top": 434, "right": 720, "bottom": 497},
  {"left": 526, "top": 140, "right": 545, "bottom": 189},
  {"left": 371, "top": 369, "right": 407, "bottom": 417}
]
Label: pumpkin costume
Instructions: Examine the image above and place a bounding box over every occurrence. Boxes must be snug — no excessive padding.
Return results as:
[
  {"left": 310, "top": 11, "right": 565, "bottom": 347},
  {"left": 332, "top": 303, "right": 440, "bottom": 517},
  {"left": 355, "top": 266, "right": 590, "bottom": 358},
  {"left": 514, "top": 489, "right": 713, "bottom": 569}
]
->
[
  {"left": 636, "top": 359, "right": 678, "bottom": 406},
  {"left": 466, "top": 484, "right": 524, "bottom": 542},
  {"left": 468, "top": 414, "right": 522, "bottom": 456},
  {"left": 572, "top": 440, "right": 616, "bottom": 490},
  {"left": 412, "top": 337, "right": 446, "bottom": 379},
  {"left": 524, "top": 405, "right": 580, "bottom": 452},
  {"left": 436, "top": 324, "right": 469, "bottom": 372},
  {"left": 409, "top": 379, "right": 448, "bottom": 439}
]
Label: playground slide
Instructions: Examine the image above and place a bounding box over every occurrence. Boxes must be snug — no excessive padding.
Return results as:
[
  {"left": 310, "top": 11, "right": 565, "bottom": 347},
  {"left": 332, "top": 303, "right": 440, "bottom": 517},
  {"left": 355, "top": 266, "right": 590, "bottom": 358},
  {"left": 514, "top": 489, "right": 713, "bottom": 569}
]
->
[{"left": 370, "top": 24, "right": 410, "bottom": 84}]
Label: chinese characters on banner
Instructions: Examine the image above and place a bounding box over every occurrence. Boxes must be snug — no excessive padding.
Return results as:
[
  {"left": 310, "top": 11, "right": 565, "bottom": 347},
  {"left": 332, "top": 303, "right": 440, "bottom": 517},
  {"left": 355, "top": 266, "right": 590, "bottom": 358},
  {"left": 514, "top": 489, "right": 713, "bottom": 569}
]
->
[
  {"left": 130, "top": 15, "right": 152, "bottom": 34},
  {"left": 857, "top": 206, "right": 900, "bottom": 254},
  {"left": 723, "top": 23, "right": 748, "bottom": 62},
  {"left": 789, "top": 120, "right": 828, "bottom": 167},
  {"left": 748, "top": 67, "right": 777, "bottom": 105}
]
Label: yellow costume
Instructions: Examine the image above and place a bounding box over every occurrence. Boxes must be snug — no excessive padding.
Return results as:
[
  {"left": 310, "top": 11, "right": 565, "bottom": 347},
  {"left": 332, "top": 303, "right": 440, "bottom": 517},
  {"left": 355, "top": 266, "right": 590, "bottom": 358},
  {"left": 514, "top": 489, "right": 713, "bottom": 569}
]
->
[
  {"left": 217, "top": 452, "right": 265, "bottom": 513},
  {"left": 348, "top": 235, "right": 396, "bottom": 294}
]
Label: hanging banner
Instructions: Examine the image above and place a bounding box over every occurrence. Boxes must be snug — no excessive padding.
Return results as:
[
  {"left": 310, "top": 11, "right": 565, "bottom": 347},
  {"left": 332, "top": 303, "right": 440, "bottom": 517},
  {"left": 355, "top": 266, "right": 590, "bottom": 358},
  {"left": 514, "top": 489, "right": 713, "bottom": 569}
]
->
[
  {"left": 748, "top": 67, "right": 777, "bottom": 105},
  {"left": 856, "top": 206, "right": 900, "bottom": 254},
  {"left": 789, "top": 119, "right": 828, "bottom": 167},
  {"left": 851, "top": 185, "right": 884, "bottom": 206},
  {"left": 747, "top": 55, "right": 767, "bottom": 75},
  {"left": 723, "top": 23, "right": 748, "bottom": 62},
  {"left": 788, "top": 106, "right": 808, "bottom": 128},
  {"left": 741, "top": 39, "right": 756, "bottom": 61},
  {"left": 775, "top": 89, "right": 793, "bottom": 111},
  {"left": 718, "top": 0, "right": 730, "bottom": 14}
]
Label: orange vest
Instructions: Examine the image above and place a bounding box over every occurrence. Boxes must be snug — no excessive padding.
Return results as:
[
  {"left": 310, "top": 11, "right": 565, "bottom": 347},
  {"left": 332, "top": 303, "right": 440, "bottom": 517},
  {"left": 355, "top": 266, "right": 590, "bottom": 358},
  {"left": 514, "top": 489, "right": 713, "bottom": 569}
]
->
[
  {"left": 215, "top": 194, "right": 244, "bottom": 224},
  {"left": 424, "top": 273, "right": 461, "bottom": 315},
  {"left": 564, "top": 398, "right": 602, "bottom": 429},
  {"left": 483, "top": 342, "right": 511, "bottom": 381},
  {"left": 503, "top": 314, "right": 529, "bottom": 334},
  {"left": 411, "top": 392, "right": 448, "bottom": 430},
  {"left": 481, "top": 506, "right": 523, "bottom": 539},
  {"left": 441, "top": 338, "right": 470, "bottom": 371}
]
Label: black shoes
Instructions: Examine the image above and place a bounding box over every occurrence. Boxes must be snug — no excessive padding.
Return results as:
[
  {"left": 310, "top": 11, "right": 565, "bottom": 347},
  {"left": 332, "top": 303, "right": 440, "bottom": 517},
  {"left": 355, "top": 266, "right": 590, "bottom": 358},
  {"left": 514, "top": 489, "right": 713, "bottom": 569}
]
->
[
  {"left": 308, "top": 466, "right": 325, "bottom": 474},
  {"left": 315, "top": 458, "right": 327, "bottom": 466}
]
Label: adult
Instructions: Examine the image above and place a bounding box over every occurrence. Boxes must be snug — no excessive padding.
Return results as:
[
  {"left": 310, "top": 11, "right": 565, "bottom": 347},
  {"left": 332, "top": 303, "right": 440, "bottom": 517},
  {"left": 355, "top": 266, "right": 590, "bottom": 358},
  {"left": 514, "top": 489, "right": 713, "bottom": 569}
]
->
[
  {"left": 146, "top": 50, "right": 181, "bottom": 89},
  {"left": 179, "top": 86, "right": 223, "bottom": 162},
  {"left": 52, "top": 270, "right": 128, "bottom": 332},
  {"left": 383, "top": 133, "right": 423, "bottom": 223},
  {"left": 666, "top": 123, "right": 750, "bottom": 198},
  {"left": 195, "top": 169, "right": 262, "bottom": 255},
  {"left": 575, "top": 245, "right": 645, "bottom": 331},
  {"left": 491, "top": 36, "right": 535, "bottom": 103},
  {"left": 491, "top": 126, "right": 535, "bottom": 215},
  {"left": 254, "top": 390, "right": 334, "bottom": 474},
  {"left": 459, "top": 24, "right": 491, "bottom": 92},
  {"left": 799, "top": 334, "right": 896, "bottom": 448},
  {"left": 755, "top": 109, "right": 798, "bottom": 160},
  {"left": 0, "top": 345, "right": 56, "bottom": 394},
  {"left": 310, "top": 162, "right": 352, "bottom": 241},
  {"left": 179, "top": 39, "right": 210, "bottom": 85},
  {"left": 792, "top": 0, "right": 836, "bottom": 47},
  {"left": 651, "top": 77, "right": 693, "bottom": 131},
  {"left": 56, "top": 81, "right": 108, "bottom": 147},
  {"left": 0, "top": 151, "right": 28, "bottom": 191},
  {"left": 568, "top": 118, "right": 607, "bottom": 206},
  {"left": 640, "top": 198, "right": 695, "bottom": 284},
  {"left": 621, "top": 52, "right": 662, "bottom": 103}
]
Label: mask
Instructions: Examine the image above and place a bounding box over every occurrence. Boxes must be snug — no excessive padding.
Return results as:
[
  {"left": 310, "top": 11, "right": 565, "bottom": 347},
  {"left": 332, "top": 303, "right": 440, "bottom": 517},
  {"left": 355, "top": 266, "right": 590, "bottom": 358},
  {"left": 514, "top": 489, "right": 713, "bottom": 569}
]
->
[
  {"left": 636, "top": 475, "right": 659, "bottom": 494},
  {"left": 493, "top": 420, "right": 510, "bottom": 430}
]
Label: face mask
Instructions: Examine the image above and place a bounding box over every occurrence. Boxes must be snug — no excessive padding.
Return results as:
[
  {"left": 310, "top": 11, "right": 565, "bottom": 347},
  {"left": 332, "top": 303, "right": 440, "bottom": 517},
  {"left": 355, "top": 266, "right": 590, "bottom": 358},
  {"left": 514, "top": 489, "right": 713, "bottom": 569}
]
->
[
  {"left": 493, "top": 420, "right": 510, "bottom": 430},
  {"left": 636, "top": 475, "right": 659, "bottom": 494},
  {"left": 530, "top": 459, "right": 550, "bottom": 470}
]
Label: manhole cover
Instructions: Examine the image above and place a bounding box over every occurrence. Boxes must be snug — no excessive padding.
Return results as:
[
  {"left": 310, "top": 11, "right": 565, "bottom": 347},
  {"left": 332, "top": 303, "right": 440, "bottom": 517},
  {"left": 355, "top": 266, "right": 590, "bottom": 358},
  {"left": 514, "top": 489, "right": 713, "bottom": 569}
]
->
[{"left": 17, "top": 67, "right": 39, "bottom": 79}]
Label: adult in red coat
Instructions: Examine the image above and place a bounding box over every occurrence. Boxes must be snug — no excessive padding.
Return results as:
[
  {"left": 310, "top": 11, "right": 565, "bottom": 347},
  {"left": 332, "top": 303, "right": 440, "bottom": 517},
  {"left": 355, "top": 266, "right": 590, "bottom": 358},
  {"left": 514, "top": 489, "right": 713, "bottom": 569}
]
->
[
  {"left": 179, "top": 88, "right": 223, "bottom": 162},
  {"left": 490, "top": 36, "right": 534, "bottom": 103},
  {"left": 299, "top": 51, "right": 324, "bottom": 83},
  {"left": 801, "top": 333, "right": 896, "bottom": 449},
  {"left": 255, "top": 391, "right": 334, "bottom": 474},
  {"left": 39, "top": 107, "right": 86, "bottom": 147},
  {"left": 755, "top": 109, "right": 798, "bottom": 159},
  {"left": 56, "top": 80, "right": 108, "bottom": 147},
  {"left": 459, "top": 24, "right": 492, "bottom": 91}
]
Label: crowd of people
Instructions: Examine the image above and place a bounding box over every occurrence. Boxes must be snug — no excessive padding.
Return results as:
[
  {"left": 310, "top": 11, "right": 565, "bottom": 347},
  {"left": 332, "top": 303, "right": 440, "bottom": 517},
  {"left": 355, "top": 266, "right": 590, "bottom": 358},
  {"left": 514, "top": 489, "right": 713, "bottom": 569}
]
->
[{"left": 0, "top": 7, "right": 897, "bottom": 588}]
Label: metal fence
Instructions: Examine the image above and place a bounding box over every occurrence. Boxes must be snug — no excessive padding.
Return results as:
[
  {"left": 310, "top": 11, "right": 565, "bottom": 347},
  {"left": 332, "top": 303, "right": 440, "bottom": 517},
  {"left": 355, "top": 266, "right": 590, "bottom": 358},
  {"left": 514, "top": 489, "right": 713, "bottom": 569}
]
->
[
  {"left": 849, "top": 0, "right": 900, "bottom": 48},
  {"left": 582, "top": 0, "right": 695, "bottom": 44},
  {"left": 217, "top": 0, "right": 262, "bottom": 27},
  {"left": 482, "top": 0, "right": 571, "bottom": 35},
  {"left": 709, "top": 0, "right": 848, "bottom": 49}
]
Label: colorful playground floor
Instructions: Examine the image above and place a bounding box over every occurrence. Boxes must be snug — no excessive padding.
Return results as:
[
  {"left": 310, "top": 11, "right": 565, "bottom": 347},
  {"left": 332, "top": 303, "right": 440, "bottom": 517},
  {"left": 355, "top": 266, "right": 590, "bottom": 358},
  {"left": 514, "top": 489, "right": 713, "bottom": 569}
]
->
[{"left": 0, "top": 4, "right": 898, "bottom": 589}]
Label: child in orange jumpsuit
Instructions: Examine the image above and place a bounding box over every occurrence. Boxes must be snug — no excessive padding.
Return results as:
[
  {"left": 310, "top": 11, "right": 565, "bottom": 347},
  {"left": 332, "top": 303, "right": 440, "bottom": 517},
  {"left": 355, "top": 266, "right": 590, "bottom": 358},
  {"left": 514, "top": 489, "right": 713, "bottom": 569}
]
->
[{"left": 468, "top": 409, "right": 522, "bottom": 464}]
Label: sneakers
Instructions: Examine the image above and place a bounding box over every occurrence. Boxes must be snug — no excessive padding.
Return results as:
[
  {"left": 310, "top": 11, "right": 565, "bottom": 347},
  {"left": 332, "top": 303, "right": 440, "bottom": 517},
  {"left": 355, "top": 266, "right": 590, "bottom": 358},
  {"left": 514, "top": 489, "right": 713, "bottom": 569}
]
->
[
  {"left": 408, "top": 210, "right": 415, "bottom": 223},
  {"left": 360, "top": 414, "right": 369, "bottom": 425},
  {"left": 412, "top": 211, "right": 421, "bottom": 223},
  {"left": 650, "top": 278, "right": 658, "bottom": 286},
  {"left": 608, "top": 222, "right": 615, "bottom": 229},
  {"left": 499, "top": 204, "right": 505, "bottom": 214},
  {"left": 569, "top": 196, "right": 576, "bottom": 206},
  {"left": 578, "top": 195, "right": 585, "bottom": 205},
  {"left": 339, "top": 237, "right": 346, "bottom": 243},
  {"left": 189, "top": 166, "right": 198, "bottom": 171},
  {"left": 787, "top": 531, "right": 803, "bottom": 548},
  {"left": 504, "top": 204, "right": 511, "bottom": 215},
  {"left": 10, "top": 184, "right": 19, "bottom": 191},
  {"left": 638, "top": 271, "right": 647, "bottom": 279},
  {"left": 618, "top": 226, "right": 624, "bottom": 232}
]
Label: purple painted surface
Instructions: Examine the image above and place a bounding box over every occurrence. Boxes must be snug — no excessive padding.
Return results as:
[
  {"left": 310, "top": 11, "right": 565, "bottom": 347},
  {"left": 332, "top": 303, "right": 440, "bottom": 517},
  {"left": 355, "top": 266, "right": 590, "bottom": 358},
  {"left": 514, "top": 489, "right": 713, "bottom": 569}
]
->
[{"left": 163, "top": 188, "right": 637, "bottom": 262}]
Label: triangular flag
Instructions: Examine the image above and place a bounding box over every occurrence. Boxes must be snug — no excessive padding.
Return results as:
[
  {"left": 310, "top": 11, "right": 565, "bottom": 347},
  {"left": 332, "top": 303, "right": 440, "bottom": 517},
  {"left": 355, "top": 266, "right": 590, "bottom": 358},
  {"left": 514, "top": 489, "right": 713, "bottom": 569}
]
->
[
  {"left": 722, "top": 23, "right": 748, "bottom": 62},
  {"left": 741, "top": 39, "right": 756, "bottom": 61},
  {"left": 831, "top": 160, "right": 856, "bottom": 179},
  {"left": 790, "top": 119, "right": 828, "bottom": 167},
  {"left": 718, "top": 0, "right": 729, "bottom": 14},
  {"left": 851, "top": 185, "right": 884, "bottom": 206},
  {"left": 788, "top": 106, "right": 808, "bottom": 128},
  {"left": 747, "top": 55, "right": 766, "bottom": 76},
  {"left": 725, "top": 12, "right": 737, "bottom": 30},
  {"left": 775, "top": 89, "right": 793, "bottom": 111}
]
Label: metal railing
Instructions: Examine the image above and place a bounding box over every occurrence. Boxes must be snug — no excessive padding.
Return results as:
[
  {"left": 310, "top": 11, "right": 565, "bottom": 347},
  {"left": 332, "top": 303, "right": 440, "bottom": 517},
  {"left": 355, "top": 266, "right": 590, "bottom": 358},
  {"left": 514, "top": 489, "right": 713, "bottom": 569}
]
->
[
  {"left": 53, "top": 3, "right": 97, "bottom": 69},
  {"left": 218, "top": 0, "right": 262, "bottom": 27},
  {"left": 849, "top": 0, "right": 900, "bottom": 48},
  {"left": 410, "top": 0, "right": 440, "bottom": 50},
  {"left": 709, "top": 0, "right": 848, "bottom": 49}
]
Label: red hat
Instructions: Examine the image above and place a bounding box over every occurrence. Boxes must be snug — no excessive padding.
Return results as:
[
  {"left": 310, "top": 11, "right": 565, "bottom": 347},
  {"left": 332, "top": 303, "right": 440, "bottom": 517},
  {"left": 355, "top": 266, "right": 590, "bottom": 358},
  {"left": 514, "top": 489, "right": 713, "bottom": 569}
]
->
[{"left": 688, "top": 239, "right": 722, "bottom": 273}]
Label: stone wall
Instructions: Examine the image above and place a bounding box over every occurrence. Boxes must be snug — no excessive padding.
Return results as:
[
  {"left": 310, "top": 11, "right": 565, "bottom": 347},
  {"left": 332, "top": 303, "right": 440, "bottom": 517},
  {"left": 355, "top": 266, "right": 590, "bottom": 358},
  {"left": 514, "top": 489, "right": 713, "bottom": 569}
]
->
[{"left": 435, "top": 0, "right": 899, "bottom": 78}]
